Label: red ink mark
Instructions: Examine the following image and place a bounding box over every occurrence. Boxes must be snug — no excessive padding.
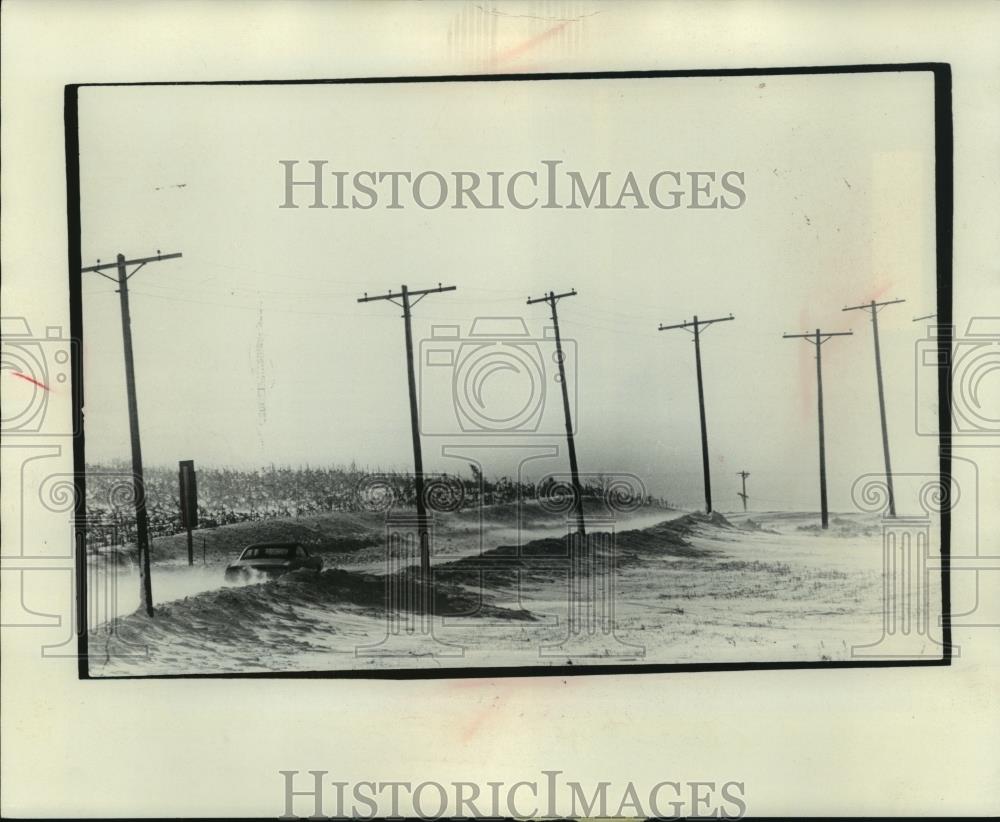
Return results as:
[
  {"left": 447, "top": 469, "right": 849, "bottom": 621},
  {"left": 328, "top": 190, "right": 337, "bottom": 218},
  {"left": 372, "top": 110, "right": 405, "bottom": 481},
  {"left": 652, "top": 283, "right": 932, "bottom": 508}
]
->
[
  {"left": 495, "top": 20, "right": 571, "bottom": 66},
  {"left": 868, "top": 280, "right": 894, "bottom": 301},
  {"left": 12, "top": 371, "right": 49, "bottom": 391}
]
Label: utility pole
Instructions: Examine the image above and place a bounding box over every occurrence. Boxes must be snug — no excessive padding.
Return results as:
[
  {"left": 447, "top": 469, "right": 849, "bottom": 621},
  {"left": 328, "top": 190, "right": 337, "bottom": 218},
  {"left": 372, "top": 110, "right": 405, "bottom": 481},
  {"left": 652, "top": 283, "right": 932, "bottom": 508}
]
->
[
  {"left": 81, "top": 251, "right": 182, "bottom": 617},
  {"left": 783, "top": 328, "right": 853, "bottom": 529},
  {"left": 737, "top": 470, "right": 750, "bottom": 512},
  {"left": 843, "top": 298, "right": 905, "bottom": 517},
  {"left": 658, "top": 313, "right": 734, "bottom": 514},
  {"left": 527, "top": 289, "right": 585, "bottom": 537},
  {"left": 358, "top": 283, "right": 456, "bottom": 603}
]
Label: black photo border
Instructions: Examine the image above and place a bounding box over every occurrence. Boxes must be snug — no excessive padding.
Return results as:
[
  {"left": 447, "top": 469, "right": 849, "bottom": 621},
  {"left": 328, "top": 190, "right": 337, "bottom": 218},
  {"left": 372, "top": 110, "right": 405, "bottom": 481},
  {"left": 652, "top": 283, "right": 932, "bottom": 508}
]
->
[{"left": 66, "top": 63, "right": 953, "bottom": 681}]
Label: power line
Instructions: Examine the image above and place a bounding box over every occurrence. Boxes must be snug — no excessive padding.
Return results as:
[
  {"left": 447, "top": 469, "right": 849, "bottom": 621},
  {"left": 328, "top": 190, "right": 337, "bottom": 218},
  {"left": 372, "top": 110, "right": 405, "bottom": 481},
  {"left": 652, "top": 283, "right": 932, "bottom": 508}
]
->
[{"left": 125, "top": 288, "right": 380, "bottom": 319}]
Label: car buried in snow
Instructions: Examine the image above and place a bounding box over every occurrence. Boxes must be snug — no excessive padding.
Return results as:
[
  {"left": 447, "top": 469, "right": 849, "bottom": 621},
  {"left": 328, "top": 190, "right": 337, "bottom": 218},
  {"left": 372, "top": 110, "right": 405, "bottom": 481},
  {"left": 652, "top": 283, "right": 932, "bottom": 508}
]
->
[{"left": 224, "top": 542, "right": 322, "bottom": 580}]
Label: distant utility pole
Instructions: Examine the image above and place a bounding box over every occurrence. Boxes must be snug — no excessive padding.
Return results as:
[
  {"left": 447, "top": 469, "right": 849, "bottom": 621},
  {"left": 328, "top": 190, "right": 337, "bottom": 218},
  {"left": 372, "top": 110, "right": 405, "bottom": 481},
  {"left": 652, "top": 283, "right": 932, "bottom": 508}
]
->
[
  {"left": 358, "top": 283, "right": 456, "bottom": 599},
  {"left": 737, "top": 470, "right": 750, "bottom": 512},
  {"left": 843, "top": 298, "right": 905, "bottom": 517},
  {"left": 81, "top": 251, "right": 182, "bottom": 618},
  {"left": 658, "top": 313, "right": 735, "bottom": 514},
  {"left": 527, "top": 289, "right": 585, "bottom": 537},
  {"left": 783, "top": 328, "right": 853, "bottom": 530}
]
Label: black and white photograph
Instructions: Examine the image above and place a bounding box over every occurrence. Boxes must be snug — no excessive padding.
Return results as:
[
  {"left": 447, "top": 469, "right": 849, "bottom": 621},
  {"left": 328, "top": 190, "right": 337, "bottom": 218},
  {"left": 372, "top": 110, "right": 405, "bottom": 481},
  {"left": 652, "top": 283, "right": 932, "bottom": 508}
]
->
[
  {"left": 3, "top": 2, "right": 999, "bottom": 819},
  {"left": 70, "top": 68, "right": 948, "bottom": 677}
]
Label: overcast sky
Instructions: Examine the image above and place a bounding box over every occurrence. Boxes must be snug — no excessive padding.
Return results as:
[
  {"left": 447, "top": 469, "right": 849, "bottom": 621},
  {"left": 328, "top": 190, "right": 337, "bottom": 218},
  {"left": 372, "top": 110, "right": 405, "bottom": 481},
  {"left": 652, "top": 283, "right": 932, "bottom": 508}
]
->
[{"left": 77, "top": 71, "right": 939, "bottom": 512}]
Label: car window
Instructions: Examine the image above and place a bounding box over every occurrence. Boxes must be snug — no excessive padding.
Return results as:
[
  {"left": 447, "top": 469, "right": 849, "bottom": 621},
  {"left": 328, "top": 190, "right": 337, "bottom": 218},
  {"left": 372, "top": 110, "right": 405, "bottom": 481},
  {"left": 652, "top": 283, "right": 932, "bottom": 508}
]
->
[{"left": 241, "top": 545, "right": 301, "bottom": 559}]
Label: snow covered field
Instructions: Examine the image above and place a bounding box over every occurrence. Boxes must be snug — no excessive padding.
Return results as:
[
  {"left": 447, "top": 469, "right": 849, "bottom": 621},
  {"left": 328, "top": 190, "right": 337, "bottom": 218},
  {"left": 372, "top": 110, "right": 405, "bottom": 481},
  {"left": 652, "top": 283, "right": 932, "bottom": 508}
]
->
[{"left": 86, "top": 507, "right": 945, "bottom": 676}]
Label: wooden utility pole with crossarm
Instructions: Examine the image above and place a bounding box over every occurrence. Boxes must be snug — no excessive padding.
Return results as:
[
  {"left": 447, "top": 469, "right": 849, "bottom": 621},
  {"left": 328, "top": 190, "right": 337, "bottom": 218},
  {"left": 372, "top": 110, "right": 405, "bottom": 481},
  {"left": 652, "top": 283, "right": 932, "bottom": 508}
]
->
[
  {"left": 81, "top": 251, "right": 182, "bottom": 617},
  {"left": 843, "top": 297, "right": 905, "bottom": 517},
  {"left": 357, "top": 283, "right": 456, "bottom": 606},
  {"left": 737, "top": 470, "right": 750, "bottom": 512},
  {"left": 782, "top": 328, "right": 853, "bottom": 530},
  {"left": 527, "top": 289, "right": 585, "bottom": 537},
  {"left": 658, "top": 313, "right": 734, "bottom": 515}
]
